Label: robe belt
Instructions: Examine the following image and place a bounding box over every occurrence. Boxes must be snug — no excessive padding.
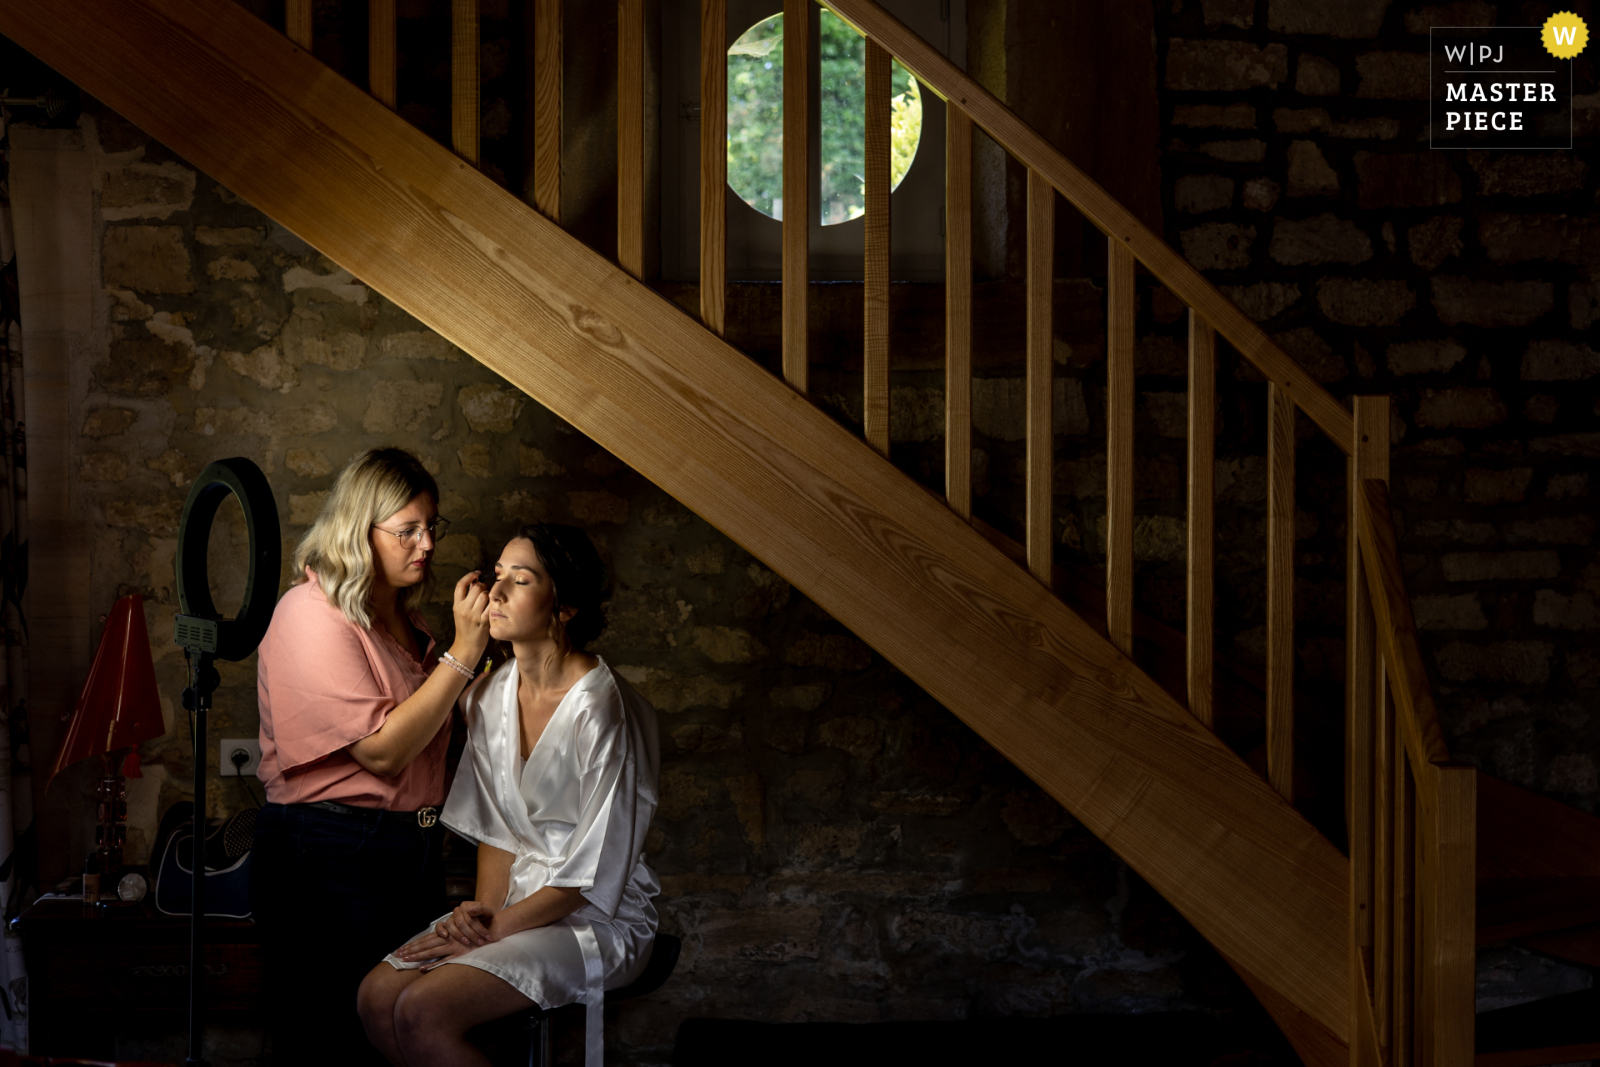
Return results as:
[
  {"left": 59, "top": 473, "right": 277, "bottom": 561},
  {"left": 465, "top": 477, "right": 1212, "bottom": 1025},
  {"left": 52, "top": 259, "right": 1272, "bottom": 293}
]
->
[{"left": 571, "top": 921, "right": 605, "bottom": 1067}]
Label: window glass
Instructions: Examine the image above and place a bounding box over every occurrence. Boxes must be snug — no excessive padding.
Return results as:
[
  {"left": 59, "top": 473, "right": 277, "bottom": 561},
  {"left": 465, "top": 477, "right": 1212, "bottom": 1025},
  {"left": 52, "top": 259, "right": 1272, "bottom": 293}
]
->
[{"left": 727, "top": 10, "right": 923, "bottom": 225}]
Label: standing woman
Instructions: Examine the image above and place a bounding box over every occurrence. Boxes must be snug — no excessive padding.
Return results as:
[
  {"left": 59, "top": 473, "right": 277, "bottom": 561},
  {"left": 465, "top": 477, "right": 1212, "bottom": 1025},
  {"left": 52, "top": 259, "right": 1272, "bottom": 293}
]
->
[
  {"left": 252, "top": 447, "right": 491, "bottom": 1066},
  {"left": 356, "top": 524, "right": 660, "bottom": 1067}
]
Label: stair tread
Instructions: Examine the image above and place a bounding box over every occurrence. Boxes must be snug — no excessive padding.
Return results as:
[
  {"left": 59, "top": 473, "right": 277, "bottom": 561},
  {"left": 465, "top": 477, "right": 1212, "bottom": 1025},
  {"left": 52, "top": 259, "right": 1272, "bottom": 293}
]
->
[{"left": 1476, "top": 989, "right": 1600, "bottom": 1054}]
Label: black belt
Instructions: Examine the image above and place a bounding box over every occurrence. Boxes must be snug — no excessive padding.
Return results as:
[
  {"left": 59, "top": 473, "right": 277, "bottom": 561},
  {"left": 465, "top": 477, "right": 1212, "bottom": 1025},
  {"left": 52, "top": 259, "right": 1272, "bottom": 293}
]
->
[{"left": 295, "top": 800, "right": 441, "bottom": 828}]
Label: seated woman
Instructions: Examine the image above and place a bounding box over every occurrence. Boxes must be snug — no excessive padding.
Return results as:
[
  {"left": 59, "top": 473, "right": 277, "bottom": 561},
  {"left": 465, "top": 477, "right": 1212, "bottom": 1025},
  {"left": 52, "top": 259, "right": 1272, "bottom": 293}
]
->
[{"left": 357, "top": 523, "right": 661, "bottom": 1067}]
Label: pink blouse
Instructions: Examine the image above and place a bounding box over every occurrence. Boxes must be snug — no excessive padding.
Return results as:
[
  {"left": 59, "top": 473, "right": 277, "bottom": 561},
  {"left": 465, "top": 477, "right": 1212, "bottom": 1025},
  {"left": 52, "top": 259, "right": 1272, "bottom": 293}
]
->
[{"left": 256, "top": 576, "right": 451, "bottom": 809}]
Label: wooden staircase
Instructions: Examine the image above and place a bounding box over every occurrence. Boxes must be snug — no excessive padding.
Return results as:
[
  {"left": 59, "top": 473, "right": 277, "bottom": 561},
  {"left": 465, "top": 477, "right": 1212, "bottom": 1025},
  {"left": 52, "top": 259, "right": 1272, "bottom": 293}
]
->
[{"left": 3, "top": 1, "right": 1596, "bottom": 1064}]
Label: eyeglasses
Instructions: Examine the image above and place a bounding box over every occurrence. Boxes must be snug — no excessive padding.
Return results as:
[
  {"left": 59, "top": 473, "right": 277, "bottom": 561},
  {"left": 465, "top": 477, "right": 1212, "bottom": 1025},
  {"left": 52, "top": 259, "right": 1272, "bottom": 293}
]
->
[{"left": 371, "top": 517, "right": 451, "bottom": 548}]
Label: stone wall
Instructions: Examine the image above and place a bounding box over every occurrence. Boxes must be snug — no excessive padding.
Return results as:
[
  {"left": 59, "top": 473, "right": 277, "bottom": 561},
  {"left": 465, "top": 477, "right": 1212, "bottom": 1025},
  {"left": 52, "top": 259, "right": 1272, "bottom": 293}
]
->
[
  {"left": 1155, "top": 0, "right": 1599, "bottom": 1009},
  {"left": 41, "top": 91, "right": 1270, "bottom": 1062}
]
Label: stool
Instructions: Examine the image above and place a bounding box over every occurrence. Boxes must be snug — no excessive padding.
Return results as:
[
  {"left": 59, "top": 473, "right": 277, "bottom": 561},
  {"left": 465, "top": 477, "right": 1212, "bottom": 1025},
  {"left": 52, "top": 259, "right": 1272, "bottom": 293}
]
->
[{"left": 518, "top": 933, "right": 681, "bottom": 1067}]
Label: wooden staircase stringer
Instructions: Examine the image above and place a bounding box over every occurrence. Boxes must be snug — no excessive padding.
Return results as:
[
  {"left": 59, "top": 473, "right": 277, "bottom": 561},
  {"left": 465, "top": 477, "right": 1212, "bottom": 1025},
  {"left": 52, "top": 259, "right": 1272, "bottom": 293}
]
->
[{"left": 0, "top": 0, "right": 1350, "bottom": 1047}]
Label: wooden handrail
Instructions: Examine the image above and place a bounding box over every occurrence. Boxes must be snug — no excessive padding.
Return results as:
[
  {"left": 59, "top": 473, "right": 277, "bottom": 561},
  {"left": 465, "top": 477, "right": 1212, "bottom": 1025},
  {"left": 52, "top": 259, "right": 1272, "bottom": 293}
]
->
[
  {"left": 1357, "top": 479, "right": 1451, "bottom": 770},
  {"left": 821, "top": 0, "right": 1354, "bottom": 456}
]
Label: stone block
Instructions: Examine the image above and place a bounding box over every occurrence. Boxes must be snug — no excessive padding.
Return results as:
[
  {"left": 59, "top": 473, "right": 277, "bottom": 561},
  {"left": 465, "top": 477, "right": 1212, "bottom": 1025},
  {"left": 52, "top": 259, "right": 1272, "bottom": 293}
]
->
[
  {"left": 101, "top": 161, "right": 195, "bottom": 220},
  {"left": 456, "top": 382, "right": 528, "bottom": 433},
  {"left": 1175, "top": 174, "right": 1234, "bottom": 214},
  {"left": 971, "top": 378, "right": 1088, "bottom": 439},
  {"left": 1355, "top": 152, "right": 1462, "bottom": 208},
  {"left": 1534, "top": 590, "right": 1600, "bottom": 629},
  {"left": 1432, "top": 278, "right": 1552, "bottom": 327},
  {"left": 1463, "top": 467, "right": 1532, "bottom": 503},
  {"left": 1275, "top": 107, "right": 1331, "bottom": 133},
  {"left": 1181, "top": 222, "right": 1256, "bottom": 270},
  {"left": 82, "top": 407, "right": 138, "bottom": 438},
  {"left": 1415, "top": 387, "right": 1507, "bottom": 428},
  {"left": 818, "top": 717, "right": 883, "bottom": 760},
  {"left": 568, "top": 489, "right": 630, "bottom": 524},
  {"left": 1440, "top": 550, "right": 1560, "bottom": 581},
  {"left": 1387, "top": 339, "right": 1466, "bottom": 375},
  {"left": 79, "top": 451, "right": 128, "bottom": 482},
  {"left": 1355, "top": 52, "right": 1431, "bottom": 99},
  {"left": 519, "top": 446, "right": 566, "bottom": 477},
  {"left": 1529, "top": 433, "right": 1600, "bottom": 457},
  {"left": 1221, "top": 281, "right": 1301, "bottom": 320},
  {"left": 1270, "top": 213, "right": 1373, "bottom": 265},
  {"left": 1273, "top": 327, "right": 1346, "bottom": 381},
  {"left": 1413, "top": 593, "right": 1488, "bottom": 630},
  {"left": 1525, "top": 395, "right": 1560, "bottom": 424},
  {"left": 1572, "top": 283, "right": 1599, "bottom": 330},
  {"left": 1001, "top": 790, "right": 1072, "bottom": 846},
  {"left": 457, "top": 443, "right": 492, "bottom": 478},
  {"left": 362, "top": 379, "right": 443, "bottom": 432},
  {"left": 103, "top": 225, "right": 193, "bottom": 294},
  {"left": 696, "top": 906, "right": 822, "bottom": 962},
  {"left": 284, "top": 449, "right": 332, "bottom": 477},
  {"left": 1331, "top": 117, "right": 1403, "bottom": 138},
  {"left": 1547, "top": 473, "right": 1588, "bottom": 499},
  {"left": 1172, "top": 104, "right": 1257, "bottom": 128},
  {"left": 206, "top": 256, "right": 259, "bottom": 281},
  {"left": 1199, "top": 139, "right": 1268, "bottom": 162},
  {"left": 196, "top": 226, "right": 265, "bottom": 246},
  {"left": 1270, "top": 0, "right": 1391, "bottom": 37},
  {"left": 1509, "top": 516, "right": 1595, "bottom": 545},
  {"left": 1522, "top": 340, "right": 1600, "bottom": 381},
  {"left": 889, "top": 387, "right": 944, "bottom": 442},
  {"left": 1166, "top": 41, "right": 1288, "bottom": 90},
  {"left": 1435, "top": 641, "right": 1551, "bottom": 684},
  {"left": 1413, "top": 518, "right": 1495, "bottom": 544},
  {"left": 223, "top": 344, "right": 297, "bottom": 392},
  {"left": 281, "top": 313, "right": 367, "bottom": 371},
  {"left": 1141, "top": 392, "right": 1189, "bottom": 437},
  {"left": 381, "top": 331, "right": 463, "bottom": 361},
  {"left": 1287, "top": 140, "right": 1339, "bottom": 196},
  {"left": 1317, "top": 277, "right": 1415, "bottom": 326},
  {"left": 1243, "top": 178, "right": 1281, "bottom": 212},
  {"left": 1479, "top": 213, "right": 1600, "bottom": 268},
  {"left": 1203, "top": 0, "right": 1254, "bottom": 27},
  {"left": 784, "top": 633, "right": 872, "bottom": 671},
  {"left": 1471, "top": 153, "right": 1588, "bottom": 196},
  {"left": 1408, "top": 216, "right": 1463, "bottom": 269},
  {"left": 96, "top": 336, "right": 195, "bottom": 397},
  {"left": 105, "top": 498, "right": 183, "bottom": 535},
  {"left": 1296, "top": 54, "right": 1341, "bottom": 94},
  {"left": 1405, "top": 1, "right": 1494, "bottom": 32}
]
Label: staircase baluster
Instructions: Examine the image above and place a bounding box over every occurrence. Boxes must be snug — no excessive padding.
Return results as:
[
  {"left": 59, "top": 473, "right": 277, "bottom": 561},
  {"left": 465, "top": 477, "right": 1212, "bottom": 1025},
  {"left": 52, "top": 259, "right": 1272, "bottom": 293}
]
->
[
  {"left": 452, "top": 0, "right": 479, "bottom": 165},
  {"left": 1349, "top": 396, "right": 1389, "bottom": 1054},
  {"left": 1266, "top": 381, "right": 1295, "bottom": 800},
  {"left": 781, "top": 0, "right": 810, "bottom": 392},
  {"left": 1186, "top": 311, "right": 1214, "bottom": 728},
  {"left": 1395, "top": 721, "right": 1417, "bottom": 1067},
  {"left": 863, "top": 41, "right": 892, "bottom": 457},
  {"left": 618, "top": 0, "right": 645, "bottom": 276},
  {"left": 532, "top": 0, "right": 562, "bottom": 221},
  {"left": 1375, "top": 655, "right": 1394, "bottom": 1051},
  {"left": 1025, "top": 170, "right": 1054, "bottom": 583},
  {"left": 699, "top": 0, "right": 726, "bottom": 335},
  {"left": 286, "top": 0, "right": 312, "bottom": 48},
  {"left": 1105, "top": 241, "right": 1134, "bottom": 650},
  {"left": 1432, "top": 766, "right": 1477, "bottom": 1066},
  {"left": 369, "top": 0, "right": 397, "bottom": 108},
  {"left": 944, "top": 107, "right": 972, "bottom": 519}
]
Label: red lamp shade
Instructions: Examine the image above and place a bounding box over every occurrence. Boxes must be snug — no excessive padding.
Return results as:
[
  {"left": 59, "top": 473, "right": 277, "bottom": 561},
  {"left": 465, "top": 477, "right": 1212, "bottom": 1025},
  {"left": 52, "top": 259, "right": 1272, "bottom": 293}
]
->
[{"left": 49, "top": 594, "right": 167, "bottom": 787}]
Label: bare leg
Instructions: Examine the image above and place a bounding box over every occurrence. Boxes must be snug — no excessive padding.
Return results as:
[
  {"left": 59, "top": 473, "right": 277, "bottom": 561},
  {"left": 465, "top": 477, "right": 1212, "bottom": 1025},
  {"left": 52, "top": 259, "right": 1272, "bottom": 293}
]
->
[
  {"left": 393, "top": 962, "right": 538, "bottom": 1067},
  {"left": 357, "top": 963, "right": 426, "bottom": 1066}
]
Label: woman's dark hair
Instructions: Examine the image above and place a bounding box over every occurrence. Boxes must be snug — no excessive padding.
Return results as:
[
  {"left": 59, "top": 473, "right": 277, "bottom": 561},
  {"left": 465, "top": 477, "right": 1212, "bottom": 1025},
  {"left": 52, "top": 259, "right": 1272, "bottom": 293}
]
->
[{"left": 516, "top": 523, "right": 609, "bottom": 651}]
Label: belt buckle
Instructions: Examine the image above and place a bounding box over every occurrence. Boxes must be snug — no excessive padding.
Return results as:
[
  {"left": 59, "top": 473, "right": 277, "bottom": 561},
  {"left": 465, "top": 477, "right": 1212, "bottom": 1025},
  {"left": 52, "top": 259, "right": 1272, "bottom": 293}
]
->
[{"left": 416, "top": 806, "right": 439, "bottom": 828}]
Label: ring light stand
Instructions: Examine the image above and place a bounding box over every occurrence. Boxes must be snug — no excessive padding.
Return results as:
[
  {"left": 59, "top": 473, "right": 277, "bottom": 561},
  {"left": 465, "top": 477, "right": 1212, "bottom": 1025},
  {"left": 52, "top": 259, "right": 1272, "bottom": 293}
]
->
[{"left": 173, "top": 458, "right": 280, "bottom": 1067}]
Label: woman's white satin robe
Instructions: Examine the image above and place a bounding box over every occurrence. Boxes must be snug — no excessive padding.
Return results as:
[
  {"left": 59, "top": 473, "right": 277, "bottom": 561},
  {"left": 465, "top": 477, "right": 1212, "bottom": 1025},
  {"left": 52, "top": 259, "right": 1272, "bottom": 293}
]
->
[{"left": 384, "top": 659, "right": 661, "bottom": 1065}]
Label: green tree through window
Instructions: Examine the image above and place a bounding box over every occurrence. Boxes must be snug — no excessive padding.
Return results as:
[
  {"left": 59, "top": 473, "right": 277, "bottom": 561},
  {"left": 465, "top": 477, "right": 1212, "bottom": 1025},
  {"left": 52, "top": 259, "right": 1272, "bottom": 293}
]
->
[{"left": 726, "top": 10, "right": 923, "bottom": 224}]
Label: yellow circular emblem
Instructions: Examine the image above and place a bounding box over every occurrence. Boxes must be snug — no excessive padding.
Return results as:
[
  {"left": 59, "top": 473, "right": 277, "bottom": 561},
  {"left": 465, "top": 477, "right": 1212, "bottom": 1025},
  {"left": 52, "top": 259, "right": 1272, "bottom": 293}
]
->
[{"left": 1542, "top": 11, "right": 1588, "bottom": 58}]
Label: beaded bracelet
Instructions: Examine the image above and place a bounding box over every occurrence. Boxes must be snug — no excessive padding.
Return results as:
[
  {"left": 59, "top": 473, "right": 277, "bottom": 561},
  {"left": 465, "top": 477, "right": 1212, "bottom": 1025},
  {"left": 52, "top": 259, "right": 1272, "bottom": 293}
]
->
[{"left": 439, "top": 650, "right": 475, "bottom": 679}]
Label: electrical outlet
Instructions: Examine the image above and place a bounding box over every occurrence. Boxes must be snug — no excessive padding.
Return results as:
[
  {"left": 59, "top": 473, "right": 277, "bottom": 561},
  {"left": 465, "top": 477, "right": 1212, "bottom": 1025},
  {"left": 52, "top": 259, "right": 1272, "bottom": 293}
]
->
[{"left": 220, "top": 738, "right": 262, "bottom": 778}]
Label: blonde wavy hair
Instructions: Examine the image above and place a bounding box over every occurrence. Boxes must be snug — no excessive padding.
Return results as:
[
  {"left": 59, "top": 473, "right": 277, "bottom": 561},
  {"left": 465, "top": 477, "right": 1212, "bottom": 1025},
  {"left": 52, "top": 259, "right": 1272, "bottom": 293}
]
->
[{"left": 293, "top": 447, "right": 439, "bottom": 629}]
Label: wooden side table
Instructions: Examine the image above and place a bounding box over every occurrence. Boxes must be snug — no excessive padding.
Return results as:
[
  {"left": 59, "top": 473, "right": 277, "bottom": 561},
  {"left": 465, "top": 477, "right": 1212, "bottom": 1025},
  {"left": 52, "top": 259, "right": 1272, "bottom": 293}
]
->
[{"left": 11, "top": 897, "right": 264, "bottom": 1058}]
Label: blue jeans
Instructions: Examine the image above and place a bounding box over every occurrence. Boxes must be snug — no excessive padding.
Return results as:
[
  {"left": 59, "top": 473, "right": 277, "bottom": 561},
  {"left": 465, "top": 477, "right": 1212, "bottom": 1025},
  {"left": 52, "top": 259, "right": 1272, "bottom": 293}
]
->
[{"left": 250, "top": 802, "right": 445, "bottom": 1066}]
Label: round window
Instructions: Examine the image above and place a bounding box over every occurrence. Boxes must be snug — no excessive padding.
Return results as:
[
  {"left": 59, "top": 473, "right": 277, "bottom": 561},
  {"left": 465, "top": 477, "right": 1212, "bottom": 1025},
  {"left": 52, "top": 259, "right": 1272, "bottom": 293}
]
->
[{"left": 726, "top": 9, "right": 923, "bottom": 225}]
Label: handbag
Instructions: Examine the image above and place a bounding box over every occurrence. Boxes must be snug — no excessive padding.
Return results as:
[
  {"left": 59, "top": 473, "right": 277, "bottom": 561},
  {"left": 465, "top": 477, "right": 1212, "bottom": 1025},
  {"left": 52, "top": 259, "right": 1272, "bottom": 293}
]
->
[{"left": 153, "top": 801, "right": 256, "bottom": 919}]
